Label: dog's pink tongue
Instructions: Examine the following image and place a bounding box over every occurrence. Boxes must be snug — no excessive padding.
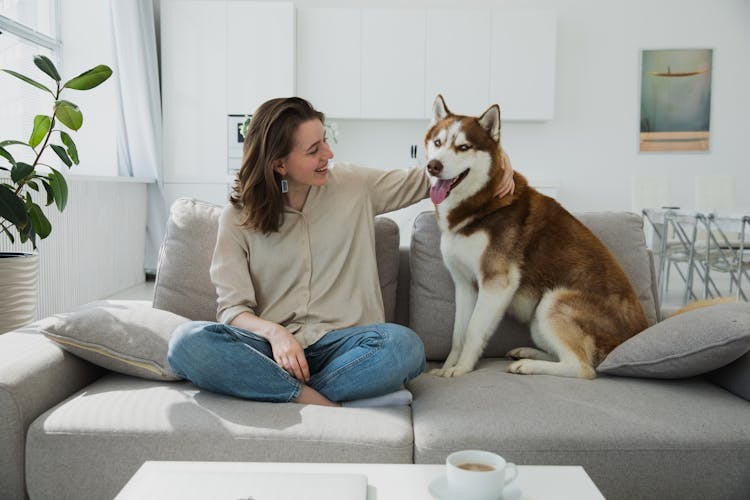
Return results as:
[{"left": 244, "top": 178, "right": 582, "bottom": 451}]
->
[{"left": 430, "top": 179, "right": 451, "bottom": 205}]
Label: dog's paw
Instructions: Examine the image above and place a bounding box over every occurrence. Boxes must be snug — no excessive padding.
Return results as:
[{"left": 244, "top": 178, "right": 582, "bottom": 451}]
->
[
  {"left": 508, "top": 359, "right": 534, "bottom": 375},
  {"left": 506, "top": 347, "right": 552, "bottom": 361},
  {"left": 428, "top": 366, "right": 470, "bottom": 377},
  {"left": 442, "top": 365, "right": 472, "bottom": 377},
  {"left": 506, "top": 348, "right": 526, "bottom": 360}
]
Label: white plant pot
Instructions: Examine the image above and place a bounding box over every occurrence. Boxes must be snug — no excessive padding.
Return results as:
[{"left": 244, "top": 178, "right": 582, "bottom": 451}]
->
[{"left": 0, "top": 252, "right": 39, "bottom": 334}]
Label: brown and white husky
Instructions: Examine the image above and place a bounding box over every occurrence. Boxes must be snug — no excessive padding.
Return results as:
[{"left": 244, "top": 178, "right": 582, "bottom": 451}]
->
[{"left": 425, "top": 95, "right": 648, "bottom": 379}]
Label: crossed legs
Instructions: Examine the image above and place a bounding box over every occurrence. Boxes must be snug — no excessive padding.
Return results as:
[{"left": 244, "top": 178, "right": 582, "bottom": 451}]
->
[{"left": 167, "top": 321, "right": 426, "bottom": 404}]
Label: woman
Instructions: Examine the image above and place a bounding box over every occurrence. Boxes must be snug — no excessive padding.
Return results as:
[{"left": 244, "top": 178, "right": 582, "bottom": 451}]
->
[{"left": 167, "top": 97, "right": 513, "bottom": 407}]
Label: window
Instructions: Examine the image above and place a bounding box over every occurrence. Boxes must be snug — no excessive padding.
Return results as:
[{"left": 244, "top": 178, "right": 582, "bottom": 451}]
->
[
  {"left": 1, "top": 0, "right": 57, "bottom": 37},
  {"left": 0, "top": 0, "right": 60, "bottom": 165}
]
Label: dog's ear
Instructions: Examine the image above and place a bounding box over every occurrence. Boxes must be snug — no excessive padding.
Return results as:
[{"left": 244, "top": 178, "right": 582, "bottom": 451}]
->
[
  {"left": 431, "top": 94, "right": 451, "bottom": 126},
  {"left": 479, "top": 104, "right": 501, "bottom": 142}
]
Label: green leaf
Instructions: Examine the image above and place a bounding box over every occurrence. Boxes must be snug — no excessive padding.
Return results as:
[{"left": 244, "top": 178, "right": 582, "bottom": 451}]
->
[
  {"left": 19, "top": 215, "right": 36, "bottom": 248},
  {"left": 10, "top": 162, "right": 34, "bottom": 183},
  {"left": 0, "top": 184, "right": 28, "bottom": 225},
  {"left": 27, "top": 180, "right": 39, "bottom": 191},
  {"left": 50, "top": 144, "right": 72, "bottom": 167},
  {"left": 47, "top": 168, "right": 68, "bottom": 211},
  {"left": 41, "top": 180, "right": 54, "bottom": 206},
  {"left": 0, "top": 140, "right": 31, "bottom": 148},
  {"left": 33, "top": 55, "right": 61, "bottom": 82},
  {"left": 63, "top": 64, "right": 112, "bottom": 90},
  {"left": 59, "top": 131, "right": 79, "bottom": 164},
  {"left": 29, "top": 115, "right": 51, "bottom": 148},
  {"left": 54, "top": 101, "right": 83, "bottom": 130},
  {"left": 0, "top": 222, "right": 16, "bottom": 244},
  {"left": 1, "top": 69, "right": 55, "bottom": 96},
  {"left": 28, "top": 201, "right": 52, "bottom": 238},
  {"left": 0, "top": 146, "right": 15, "bottom": 166}
]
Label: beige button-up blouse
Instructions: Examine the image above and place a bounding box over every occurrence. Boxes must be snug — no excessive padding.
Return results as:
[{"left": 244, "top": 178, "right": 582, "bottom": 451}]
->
[{"left": 210, "top": 163, "right": 430, "bottom": 347}]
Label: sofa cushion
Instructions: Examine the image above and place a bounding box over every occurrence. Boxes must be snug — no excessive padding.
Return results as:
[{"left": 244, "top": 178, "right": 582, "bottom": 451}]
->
[
  {"left": 25, "top": 374, "right": 414, "bottom": 499},
  {"left": 578, "top": 212, "right": 659, "bottom": 323},
  {"left": 153, "top": 198, "right": 221, "bottom": 322},
  {"left": 40, "top": 300, "right": 188, "bottom": 381},
  {"left": 598, "top": 302, "right": 750, "bottom": 378},
  {"left": 154, "top": 198, "right": 401, "bottom": 323},
  {"left": 374, "top": 217, "right": 400, "bottom": 322},
  {"left": 409, "top": 211, "right": 659, "bottom": 360},
  {"left": 407, "top": 359, "right": 750, "bottom": 500}
]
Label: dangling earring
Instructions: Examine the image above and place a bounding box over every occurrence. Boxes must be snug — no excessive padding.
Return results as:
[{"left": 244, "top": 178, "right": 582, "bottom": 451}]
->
[{"left": 280, "top": 178, "right": 289, "bottom": 193}]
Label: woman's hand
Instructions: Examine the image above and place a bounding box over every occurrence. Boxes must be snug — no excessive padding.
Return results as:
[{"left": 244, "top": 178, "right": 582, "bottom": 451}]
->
[
  {"left": 230, "top": 312, "right": 310, "bottom": 383},
  {"left": 496, "top": 150, "right": 515, "bottom": 199},
  {"left": 266, "top": 325, "right": 310, "bottom": 383}
]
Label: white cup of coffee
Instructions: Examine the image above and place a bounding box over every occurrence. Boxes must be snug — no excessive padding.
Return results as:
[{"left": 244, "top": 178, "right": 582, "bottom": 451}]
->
[{"left": 445, "top": 450, "right": 518, "bottom": 500}]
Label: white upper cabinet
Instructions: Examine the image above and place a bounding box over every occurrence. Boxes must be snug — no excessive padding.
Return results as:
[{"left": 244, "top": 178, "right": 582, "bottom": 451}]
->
[
  {"left": 162, "top": 0, "right": 294, "bottom": 183},
  {"left": 424, "top": 9, "right": 492, "bottom": 119},
  {"left": 294, "top": 7, "right": 555, "bottom": 121},
  {"left": 161, "top": 0, "right": 227, "bottom": 182},
  {"left": 161, "top": 3, "right": 557, "bottom": 185},
  {"left": 296, "top": 8, "right": 361, "bottom": 118},
  {"left": 227, "top": 1, "right": 295, "bottom": 115},
  {"left": 361, "top": 9, "right": 426, "bottom": 119},
  {"left": 490, "top": 10, "right": 557, "bottom": 121}
]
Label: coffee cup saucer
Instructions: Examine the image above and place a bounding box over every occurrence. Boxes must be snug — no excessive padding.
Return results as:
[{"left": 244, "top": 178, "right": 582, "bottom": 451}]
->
[{"left": 427, "top": 473, "right": 522, "bottom": 500}]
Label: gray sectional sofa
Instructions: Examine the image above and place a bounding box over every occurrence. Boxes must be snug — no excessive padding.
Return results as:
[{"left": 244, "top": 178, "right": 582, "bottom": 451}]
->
[{"left": 2, "top": 198, "right": 749, "bottom": 500}]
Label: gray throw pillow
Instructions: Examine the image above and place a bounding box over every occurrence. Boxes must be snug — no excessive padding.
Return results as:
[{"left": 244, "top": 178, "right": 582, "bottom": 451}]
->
[
  {"left": 598, "top": 302, "right": 750, "bottom": 378},
  {"left": 41, "top": 300, "right": 189, "bottom": 381}
]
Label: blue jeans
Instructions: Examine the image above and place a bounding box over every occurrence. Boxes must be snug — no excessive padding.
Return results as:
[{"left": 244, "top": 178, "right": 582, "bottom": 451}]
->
[{"left": 167, "top": 322, "right": 426, "bottom": 403}]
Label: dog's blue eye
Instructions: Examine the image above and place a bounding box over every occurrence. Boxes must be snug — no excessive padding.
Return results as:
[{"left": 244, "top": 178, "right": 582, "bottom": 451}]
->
[
  {"left": 433, "top": 139, "right": 442, "bottom": 147},
  {"left": 457, "top": 144, "right": 471, "bottom": 151}
]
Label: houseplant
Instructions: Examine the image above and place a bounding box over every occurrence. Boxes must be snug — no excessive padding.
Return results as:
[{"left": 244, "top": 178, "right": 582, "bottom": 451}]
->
[{"left": 0, "top": 55, "right": 112, "bottom": 333}]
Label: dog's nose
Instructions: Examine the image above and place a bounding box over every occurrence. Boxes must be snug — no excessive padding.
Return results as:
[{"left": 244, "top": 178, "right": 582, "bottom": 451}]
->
[{"left": 427, "top": 159, "right": 443, "bottom": 176}]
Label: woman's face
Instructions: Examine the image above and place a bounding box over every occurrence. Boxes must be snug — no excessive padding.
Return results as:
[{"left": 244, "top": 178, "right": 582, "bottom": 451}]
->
[{"left": 277, "top": 119, "right": 334, "bottom": 190}]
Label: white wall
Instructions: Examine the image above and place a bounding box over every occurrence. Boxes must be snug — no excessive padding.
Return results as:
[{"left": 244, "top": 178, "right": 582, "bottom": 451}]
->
[
  {"left": 65, "top": 0, "right": 750, "bottom": 214},
  {"left": 0, "top": 175, "right": 149, "bottom": 318},
  {"left": 291, "top": 0, "right": 750, "bottom": 215}
]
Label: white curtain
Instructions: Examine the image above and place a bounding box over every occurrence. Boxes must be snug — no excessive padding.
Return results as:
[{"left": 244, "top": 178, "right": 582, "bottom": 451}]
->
[{"left": 109, "top": 0, "right": 166, "bottom": 273}]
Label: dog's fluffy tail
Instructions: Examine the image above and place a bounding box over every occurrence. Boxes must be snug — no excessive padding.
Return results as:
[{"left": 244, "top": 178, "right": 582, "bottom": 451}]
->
[{"left": 670, "top": 297, "right": 737, "bottom": 317}]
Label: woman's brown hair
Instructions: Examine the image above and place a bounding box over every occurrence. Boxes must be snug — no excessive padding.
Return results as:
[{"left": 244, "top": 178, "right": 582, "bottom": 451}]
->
[{"left": 230, "top": 97, "right": 325, "bottom": 234}]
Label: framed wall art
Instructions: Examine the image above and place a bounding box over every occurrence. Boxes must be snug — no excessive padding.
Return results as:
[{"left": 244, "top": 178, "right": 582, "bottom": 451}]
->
[{"left": 639, "top": 48, "right": 713, "bottom": 152}]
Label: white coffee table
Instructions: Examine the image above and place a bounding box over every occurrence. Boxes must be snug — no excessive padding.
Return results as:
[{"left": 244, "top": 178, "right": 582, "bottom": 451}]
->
[{"left": 115, "top": 461, "right": 605, "bottom": 499}]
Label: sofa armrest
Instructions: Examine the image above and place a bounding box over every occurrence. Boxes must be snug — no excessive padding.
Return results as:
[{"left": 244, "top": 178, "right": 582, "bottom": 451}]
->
[{"left": 0, "top": 324, "right": 103, "bottom": 500}]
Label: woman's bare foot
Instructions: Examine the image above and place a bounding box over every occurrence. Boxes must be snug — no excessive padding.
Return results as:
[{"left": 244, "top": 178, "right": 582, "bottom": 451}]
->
[{"left": 293, "top": 385, "right": 340, "bottom": 407}]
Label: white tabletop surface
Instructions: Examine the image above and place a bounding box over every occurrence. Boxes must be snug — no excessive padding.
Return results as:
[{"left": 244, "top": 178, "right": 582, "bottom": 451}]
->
[{"left": 115, "top": 461, "right": 605, "bottom": 500}]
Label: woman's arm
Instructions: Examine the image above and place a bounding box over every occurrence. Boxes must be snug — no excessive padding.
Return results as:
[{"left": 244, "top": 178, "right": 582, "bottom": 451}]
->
[
  {"left": 355, "top": 152, "right": 515, "bottom": 216},
  {"left": 355, "top": 164, "right": 431, "bottom": 215},
  {"left": 211, "top": 208, "right": 259, "bottom": 324}
]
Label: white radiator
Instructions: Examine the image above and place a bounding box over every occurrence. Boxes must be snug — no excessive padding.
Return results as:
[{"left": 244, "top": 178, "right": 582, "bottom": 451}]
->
[{"left": 0, "top": 175, "right": 150, "bottom": 319}]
